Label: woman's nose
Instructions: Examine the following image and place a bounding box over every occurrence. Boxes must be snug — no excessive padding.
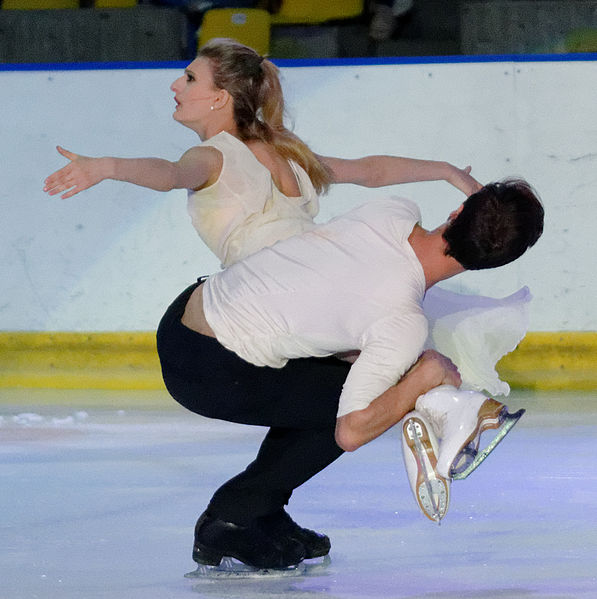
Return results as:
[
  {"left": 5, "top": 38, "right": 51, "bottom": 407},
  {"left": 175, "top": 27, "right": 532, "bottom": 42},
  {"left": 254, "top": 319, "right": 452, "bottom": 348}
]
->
[{"left": 170, "top": 77, "right": 182, "bottom": 92}]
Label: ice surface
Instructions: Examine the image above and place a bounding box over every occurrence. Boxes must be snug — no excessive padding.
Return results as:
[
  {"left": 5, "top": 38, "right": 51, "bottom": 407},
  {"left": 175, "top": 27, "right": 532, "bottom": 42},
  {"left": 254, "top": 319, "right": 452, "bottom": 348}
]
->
[{"left": 1, "top": 388, "right": 597, "bottom": 599}]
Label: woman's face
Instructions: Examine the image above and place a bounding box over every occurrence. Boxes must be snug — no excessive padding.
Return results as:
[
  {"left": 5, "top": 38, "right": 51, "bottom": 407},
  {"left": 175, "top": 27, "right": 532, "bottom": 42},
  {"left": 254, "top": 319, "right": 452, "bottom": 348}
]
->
[{"left": 170, "top": 58, "right": 220, "bottom": 131}]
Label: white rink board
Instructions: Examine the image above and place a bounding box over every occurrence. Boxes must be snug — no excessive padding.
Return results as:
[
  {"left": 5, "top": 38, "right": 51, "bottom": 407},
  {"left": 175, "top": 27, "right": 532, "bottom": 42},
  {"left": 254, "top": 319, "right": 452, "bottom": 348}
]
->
[{"left": 1, "top": 58, "right": 596, "bottom": 331}]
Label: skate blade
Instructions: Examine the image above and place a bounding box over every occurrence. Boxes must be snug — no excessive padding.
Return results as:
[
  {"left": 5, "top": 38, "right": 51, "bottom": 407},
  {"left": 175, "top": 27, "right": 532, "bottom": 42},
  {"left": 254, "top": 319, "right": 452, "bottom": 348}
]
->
[
  {"left": 451, "top": 408, "right": 525, "bottom": 480},
  {"left": 417, "top": 478, "right": 448, "bottom": 525},
  {"left": 404, "top": 417, "right": 449, "bottom": 523},
  {"left": 185, "top": 556, "right": 307, "bottom": 579},
  {"left": 302, "top": 554, "right": 332, "bottom": 575}
]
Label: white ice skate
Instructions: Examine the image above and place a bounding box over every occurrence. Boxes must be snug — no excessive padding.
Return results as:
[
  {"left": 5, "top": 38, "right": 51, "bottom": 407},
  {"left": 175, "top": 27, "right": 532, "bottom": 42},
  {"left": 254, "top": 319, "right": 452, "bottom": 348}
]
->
[
  {"left": 416, "top": 385, "right": 525, "bottom": 480},
  {"left": 401, "top": 410, "right": 450, "bottom": 524}
]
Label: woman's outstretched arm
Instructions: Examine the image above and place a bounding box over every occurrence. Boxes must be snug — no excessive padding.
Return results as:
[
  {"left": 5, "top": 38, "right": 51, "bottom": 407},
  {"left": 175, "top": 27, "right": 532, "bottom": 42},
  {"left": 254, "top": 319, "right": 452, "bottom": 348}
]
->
[
  {"left": 319, "top": 154, "right": 482, "bottom": 197},
  {"left": 44, "top": 145, "right": 222, "bottom": 199}
]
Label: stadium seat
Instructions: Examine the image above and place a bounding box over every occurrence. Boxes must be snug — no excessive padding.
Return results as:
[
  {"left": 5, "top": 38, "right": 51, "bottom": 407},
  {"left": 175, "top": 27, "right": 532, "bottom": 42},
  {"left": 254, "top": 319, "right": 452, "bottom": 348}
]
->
[
  {"left": 94, "top": 0, "right": 137, "bottom": 7},
  {"left": 198, "top": 8, "right": 270, "bottom": 56},
  {"left": 2, "top": 0, "right": 78, "bottom": 8},
  {"left": 565, "top": 28, "right": 597, "bottom": 53},
  {"left": 270, "top": 0, "right": 364, "bottom": 25}
]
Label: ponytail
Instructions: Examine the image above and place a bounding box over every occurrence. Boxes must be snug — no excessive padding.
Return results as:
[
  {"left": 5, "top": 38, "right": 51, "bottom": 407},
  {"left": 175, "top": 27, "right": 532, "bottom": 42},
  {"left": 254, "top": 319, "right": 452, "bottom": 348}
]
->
[
  {"left": 258, "top": 59, "right": 333, "bottom": 194},
  {"left": 198, "top": 38, "right": 333, "bottom": 194}
]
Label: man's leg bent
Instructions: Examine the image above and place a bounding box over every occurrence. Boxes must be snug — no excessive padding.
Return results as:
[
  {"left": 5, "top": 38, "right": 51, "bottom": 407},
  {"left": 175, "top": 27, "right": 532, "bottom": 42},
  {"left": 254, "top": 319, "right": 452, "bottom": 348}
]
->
[
  {"left": 157, "top": 283, "right": 350, "bottom": 565},
  {"left": 208, "top": 425, "right": 343, "bottom": 523}
]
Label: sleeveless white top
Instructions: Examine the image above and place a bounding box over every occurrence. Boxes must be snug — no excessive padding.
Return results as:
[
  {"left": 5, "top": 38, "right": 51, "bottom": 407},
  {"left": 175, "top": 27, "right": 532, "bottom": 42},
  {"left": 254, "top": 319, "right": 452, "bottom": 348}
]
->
[{"left": 187, "top": 131, "right": 319, "bottom": 268}]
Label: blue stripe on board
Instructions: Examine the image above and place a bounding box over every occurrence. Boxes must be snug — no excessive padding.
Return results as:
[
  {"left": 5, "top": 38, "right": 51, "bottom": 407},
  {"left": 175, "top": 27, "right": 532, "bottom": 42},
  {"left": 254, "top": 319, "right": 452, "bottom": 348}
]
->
[
  {"left": 1, "top": 53, "right": 596, "bottom": 72},
  {"left": 0, "top": 60, "right": 188, "bottom": 71},
  {"left": 274, "top": 52, "right": 597, "bottom": 67}
]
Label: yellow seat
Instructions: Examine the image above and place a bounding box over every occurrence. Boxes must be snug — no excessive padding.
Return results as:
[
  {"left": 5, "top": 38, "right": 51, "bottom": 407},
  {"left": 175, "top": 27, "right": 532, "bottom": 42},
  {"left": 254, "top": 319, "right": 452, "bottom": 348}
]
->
[
  {"left": 270, "top": 0, "right": 364, "bottom": 25},
  {"left": 565, "top": 29, "right": 597, "bottom": 53},
  {"left": 94, "top": 0, "right": 137, "bottom": 7},
  {"left": 198, "top": 8, "right": 271, "bottom": 56},
  {"left": 2, "top": 0, "right": 78, "bottom": 8}
]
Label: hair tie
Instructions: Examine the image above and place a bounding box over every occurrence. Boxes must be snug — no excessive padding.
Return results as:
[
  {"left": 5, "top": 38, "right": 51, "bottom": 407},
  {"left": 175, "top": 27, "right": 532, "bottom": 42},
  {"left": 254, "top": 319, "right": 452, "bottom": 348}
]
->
[{"left": 253, "top": 56, "right": 266, "bottom": 80}]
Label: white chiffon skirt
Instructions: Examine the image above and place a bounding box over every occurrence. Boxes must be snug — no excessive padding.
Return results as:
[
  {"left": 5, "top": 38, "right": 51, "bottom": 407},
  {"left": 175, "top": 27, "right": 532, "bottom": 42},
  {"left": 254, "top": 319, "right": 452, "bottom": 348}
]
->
[{"left": 422, "top": 286, "right": 531, "bottom": 397}]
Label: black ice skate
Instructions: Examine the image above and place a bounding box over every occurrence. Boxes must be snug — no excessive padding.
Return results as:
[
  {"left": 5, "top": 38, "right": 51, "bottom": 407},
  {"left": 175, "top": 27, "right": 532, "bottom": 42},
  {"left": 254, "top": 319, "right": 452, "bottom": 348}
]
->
[
  {"left": 258, "top": 509, "right": 331, "bottom": 558},
  {"left": 186, "top": 511, "right": 306, "bottom": 579}
]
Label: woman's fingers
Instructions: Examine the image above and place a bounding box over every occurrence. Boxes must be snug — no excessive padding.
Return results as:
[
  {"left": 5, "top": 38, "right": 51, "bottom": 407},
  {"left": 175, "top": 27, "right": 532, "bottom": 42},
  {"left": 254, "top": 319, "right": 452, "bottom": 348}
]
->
[
  {"left": 56, "top": 145, "right": 79, "bottom": 161},
  {"left": 44, "top": 166, "right": 79, "bottom": 197},
  {"left": 44, "top": 146, "right": 89, "bottom": 198},
  {"left": 44, "top": 167, "right": 67, "bottom": 192},
  {"left": 60, "top": 185, "right": 80, "bottom": 199}
]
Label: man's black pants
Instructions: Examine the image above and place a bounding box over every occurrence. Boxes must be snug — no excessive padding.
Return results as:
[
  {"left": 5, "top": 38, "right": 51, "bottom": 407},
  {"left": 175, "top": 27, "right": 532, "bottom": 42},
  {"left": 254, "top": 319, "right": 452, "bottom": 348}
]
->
[{"left": 156, "top": 282, "right": 350, "bottom": 524}]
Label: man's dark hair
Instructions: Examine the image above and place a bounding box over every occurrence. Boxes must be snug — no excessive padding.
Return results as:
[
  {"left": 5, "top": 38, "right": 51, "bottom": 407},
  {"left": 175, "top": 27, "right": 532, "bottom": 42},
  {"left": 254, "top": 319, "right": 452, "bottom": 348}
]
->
[{"left": 443, "top": 178, "right": 544, "bottom": 270}]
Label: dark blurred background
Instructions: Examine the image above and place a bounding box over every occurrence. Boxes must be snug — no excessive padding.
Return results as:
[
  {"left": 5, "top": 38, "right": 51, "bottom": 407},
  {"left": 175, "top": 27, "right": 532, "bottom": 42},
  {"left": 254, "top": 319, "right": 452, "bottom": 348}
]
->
[{"left": 1, "top": 0, "right": 596, "bottom": 64}]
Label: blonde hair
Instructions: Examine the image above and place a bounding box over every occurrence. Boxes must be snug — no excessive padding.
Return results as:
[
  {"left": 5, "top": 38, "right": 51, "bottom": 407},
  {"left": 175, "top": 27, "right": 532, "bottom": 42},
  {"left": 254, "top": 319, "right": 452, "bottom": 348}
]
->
[{"left": 198, "top": 38, "right": 333, "bottom": 194}]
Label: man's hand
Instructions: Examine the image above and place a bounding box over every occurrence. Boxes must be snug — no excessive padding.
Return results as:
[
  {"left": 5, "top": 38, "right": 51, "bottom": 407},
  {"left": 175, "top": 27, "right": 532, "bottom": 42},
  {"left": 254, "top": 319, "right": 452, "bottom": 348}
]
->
[
  {"left": 407, "top": 349, "right": 462, "bottom": 390},
  {"left": 335, "top": 349, "right": 461, "bottom": 452}
]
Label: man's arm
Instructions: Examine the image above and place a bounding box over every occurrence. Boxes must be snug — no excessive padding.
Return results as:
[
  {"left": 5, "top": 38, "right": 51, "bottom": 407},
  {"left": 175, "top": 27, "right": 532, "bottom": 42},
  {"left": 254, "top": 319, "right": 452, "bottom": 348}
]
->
[{"left": 334, "top": 350, "right": 461, "bottom": 452}]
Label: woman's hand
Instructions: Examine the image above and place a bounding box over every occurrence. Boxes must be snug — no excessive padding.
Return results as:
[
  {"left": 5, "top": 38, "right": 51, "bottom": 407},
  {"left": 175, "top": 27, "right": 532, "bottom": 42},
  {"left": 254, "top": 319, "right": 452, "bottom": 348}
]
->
[
  {"left": 44, "top": 146, "right": 111, "bottom": 199},
  {"left": 446, "top": 164, "right": 483, "bottom": 197}
]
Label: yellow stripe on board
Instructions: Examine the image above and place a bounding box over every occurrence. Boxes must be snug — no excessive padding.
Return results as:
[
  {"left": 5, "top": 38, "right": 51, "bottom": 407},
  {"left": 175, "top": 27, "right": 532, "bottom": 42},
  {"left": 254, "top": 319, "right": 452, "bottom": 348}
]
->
[
  {"left": 0, "top": 332, "right": 163, "bottom": 390},
  {"left": 496, "top": 331, "right": 597, "bottom": 391},
  {"left": 1, "top": 331, "right": 596, "bottom": 391}
]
